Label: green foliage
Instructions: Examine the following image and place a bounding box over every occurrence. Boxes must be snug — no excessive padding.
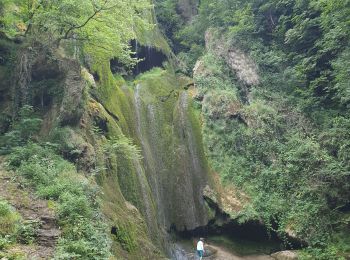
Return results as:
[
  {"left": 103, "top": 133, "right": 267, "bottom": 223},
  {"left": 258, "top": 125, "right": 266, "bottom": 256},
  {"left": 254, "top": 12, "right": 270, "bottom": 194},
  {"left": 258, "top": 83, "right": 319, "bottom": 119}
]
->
[
  {"left": 104, "top": 135, "right": 143, "bottom": 161},
  {"left": 1, "top": 0, "right": 152, "bottom": 62},
  {"left": 0, "top": 200, "right": 20, "bottom": 237},
  {"left": 55, "top": 217, "right": 110, "bottom": 260},
  {"left": 300, "top": 232, "right": 350, "bottom": 260},
  {"left": 6, "top": 143, "right": 111, "bottom": 259},
  {"left": 0, "top": 105, "right": 42, "bottom": 153},
  {"left": 58, "top": 193, "right": 92, "bottom": 221},
  {"left": 48, "top": 127, "right": 88, "bottom": 162},
  {"left": 0, "top": 235, "right": 12, "bottom": 250},
  {"left": 0, "top": 200, "right": 41, "bottom": 249},
  {"left": 154, "top": 0, "right": 183, "bottom": 50},
  {"left": 111, "top": 224, "right": 136, "bottom": 252},
  {"left": 182, "top": 0, "right": 350, "bottom": 257},
  {"left": 16, "top": 220, "right": 40, "bottom": 245},
  {"left": 0, "top": 200, "right": 20, "bottom": 252}
]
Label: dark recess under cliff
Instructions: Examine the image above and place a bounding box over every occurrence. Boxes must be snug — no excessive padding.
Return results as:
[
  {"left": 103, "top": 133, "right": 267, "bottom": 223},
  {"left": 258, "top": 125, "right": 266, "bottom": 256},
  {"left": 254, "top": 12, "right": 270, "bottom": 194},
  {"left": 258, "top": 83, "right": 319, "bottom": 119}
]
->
[
  {"left": 174, "top": 219, "right": 305, "bottom": 254},
  {"left": 110, "top": 40, "right": 167, "bottom": 76},
  {"left": 172, "top": 197, "right": 305, "bottom": 253}
]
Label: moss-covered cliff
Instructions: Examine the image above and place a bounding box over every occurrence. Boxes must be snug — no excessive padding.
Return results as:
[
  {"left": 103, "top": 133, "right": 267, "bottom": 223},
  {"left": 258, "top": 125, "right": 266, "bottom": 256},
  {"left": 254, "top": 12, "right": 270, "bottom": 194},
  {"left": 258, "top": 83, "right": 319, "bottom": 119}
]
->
[{"left": 0, "top": 21, "right": 217, "bottom": 257}]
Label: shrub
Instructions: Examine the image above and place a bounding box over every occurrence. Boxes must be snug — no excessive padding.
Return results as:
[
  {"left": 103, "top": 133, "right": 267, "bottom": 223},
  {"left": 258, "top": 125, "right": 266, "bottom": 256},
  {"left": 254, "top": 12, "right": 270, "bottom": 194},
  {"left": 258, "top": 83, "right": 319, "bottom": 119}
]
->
[
  {"left": 0, "top": 200, "right": 20, "bottom": 236},
  {"left": 16, "top": 220, "right": 40, "bottom": 244},
  {"left": 58, "top": 192, "right": 92, "bottom": 221},
  {"left": 0, "top": 235, "right": 11, "bottom": 250},
  {"left": 0, "top": 106, "right": 42, "bottom": 153},
  {"left": 7, "top": 143, "right": 111, "bottom": 259},
  {"left": 112, "top": 224, "right": 136, "bottom": 252}
]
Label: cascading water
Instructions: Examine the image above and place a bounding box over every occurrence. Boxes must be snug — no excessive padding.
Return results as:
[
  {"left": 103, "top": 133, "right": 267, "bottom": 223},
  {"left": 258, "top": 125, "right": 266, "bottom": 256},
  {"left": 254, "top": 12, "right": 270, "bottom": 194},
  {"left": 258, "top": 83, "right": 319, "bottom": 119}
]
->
[
  {"left": 129, "top": 76, "right": 212, "bottom": 258},
  {"left": 130, "top": 79, "right": 210, "bottom": 233},
  {"left": 134, "top": 84, "right": 165, "bottom": 227},
  {"left": 132, "top": 83, "right": 161, "bottom": 242}
]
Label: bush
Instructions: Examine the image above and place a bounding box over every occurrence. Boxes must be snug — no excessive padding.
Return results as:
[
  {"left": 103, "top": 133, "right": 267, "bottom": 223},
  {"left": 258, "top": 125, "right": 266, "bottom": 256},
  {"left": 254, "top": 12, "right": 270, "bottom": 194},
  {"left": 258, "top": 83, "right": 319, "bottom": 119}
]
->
[
  {"left": 37, "top": 174, "right": 86, "bottom": 200},
  {"left": 6, "top": 143, "right": 111, "bottom": 259},
  {"left": 0, "top": 106, "right": 42, "bottom": 153},
  {"left": 0, "top": 235, "right": 12, "bottom": 250},
  {"left": 0, "top": 200, "right": 20, "bottom": 236},
  {"left": 16, "top": 220, "right": 40, "bottom": 244},
  {"left": 58, "top": 193, "right": 92, "bottom": 221}
]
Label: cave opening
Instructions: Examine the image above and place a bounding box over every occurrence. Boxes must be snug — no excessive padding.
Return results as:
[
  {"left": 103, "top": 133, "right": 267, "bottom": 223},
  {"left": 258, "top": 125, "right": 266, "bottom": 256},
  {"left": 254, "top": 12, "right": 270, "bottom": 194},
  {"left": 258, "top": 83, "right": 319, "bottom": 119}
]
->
[
  {"left": 169, "top": 197, "right": 306, "bottom": 256},
  {"left": 171, "top": 219, "right": 305, "bottom": 256},
  {"left": 130, "top": 39, "right": 167, "bottom": 75},
  {"left": 110, "top": 40, "right": 167, "bottom": 77}
]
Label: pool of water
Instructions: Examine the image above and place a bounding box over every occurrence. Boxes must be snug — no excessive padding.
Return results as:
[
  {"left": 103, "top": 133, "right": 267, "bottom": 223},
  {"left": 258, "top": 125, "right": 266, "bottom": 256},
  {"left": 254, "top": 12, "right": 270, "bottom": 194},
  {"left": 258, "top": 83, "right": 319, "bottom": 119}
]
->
[{"left": 169, "top": 234, "right": 281, "bottom": 260}]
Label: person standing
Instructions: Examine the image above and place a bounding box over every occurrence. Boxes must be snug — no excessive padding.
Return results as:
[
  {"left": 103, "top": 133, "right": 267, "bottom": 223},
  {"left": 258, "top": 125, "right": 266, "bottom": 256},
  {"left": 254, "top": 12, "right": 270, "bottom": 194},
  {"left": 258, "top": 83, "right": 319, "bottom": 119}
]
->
[{"left": 196, "top": 238, "right": 204, "bottom": 260}]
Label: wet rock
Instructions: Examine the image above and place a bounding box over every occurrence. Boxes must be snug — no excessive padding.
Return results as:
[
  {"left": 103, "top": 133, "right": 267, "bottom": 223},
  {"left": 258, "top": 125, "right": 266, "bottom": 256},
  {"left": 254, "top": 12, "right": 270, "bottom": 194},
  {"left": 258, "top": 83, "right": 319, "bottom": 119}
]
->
[
  {"left": 204, "top": 245, "right": 218, "bottom": 257},
  {"left": 271, "top": 250, "right": 298, "bottom": 260}
]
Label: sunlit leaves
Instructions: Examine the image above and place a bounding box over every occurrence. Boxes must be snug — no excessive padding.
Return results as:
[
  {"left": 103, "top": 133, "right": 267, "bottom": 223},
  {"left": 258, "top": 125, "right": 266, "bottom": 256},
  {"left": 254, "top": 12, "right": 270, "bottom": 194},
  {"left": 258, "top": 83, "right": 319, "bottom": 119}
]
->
[{"left": 1, "top": 0, "right": 152, "bottom": 62}]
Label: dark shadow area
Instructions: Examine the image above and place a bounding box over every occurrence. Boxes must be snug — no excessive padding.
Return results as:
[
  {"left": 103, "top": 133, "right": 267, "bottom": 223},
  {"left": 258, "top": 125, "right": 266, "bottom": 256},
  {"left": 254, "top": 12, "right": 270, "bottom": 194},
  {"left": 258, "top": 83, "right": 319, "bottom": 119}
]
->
[
  {"left": 111, "top": 226, "right": 118, "bottom": 235},
  {"left": 92, "top": 72, "right": 100, "bottom": 82},
  {"left": 110, "top": 58, "right": 127, "bottom": 75},
  {"left": 109, "top": 40, "right": 167, "bottom": 77},
  {"left": 176, "top": 220, "right": 276, "bottom": 242},
  {"left": 93, "top": 116, "right": 108, "bottom": 134},
  {"left": 130, "top": 40, "right": 167, "bottom": 75},
  {"left": 173, "top": 219, "right": 305, "bottom": 255},
  {"left": 170, "top": 195, "right": 306, "bottom": 255}
]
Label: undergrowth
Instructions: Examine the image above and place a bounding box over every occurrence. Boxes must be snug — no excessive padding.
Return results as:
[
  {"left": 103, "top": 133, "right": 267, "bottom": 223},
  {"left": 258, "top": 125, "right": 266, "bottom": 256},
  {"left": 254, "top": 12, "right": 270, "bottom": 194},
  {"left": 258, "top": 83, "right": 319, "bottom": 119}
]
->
[{"left": 6, "top": 143, "right": 111, "bottom": 259}]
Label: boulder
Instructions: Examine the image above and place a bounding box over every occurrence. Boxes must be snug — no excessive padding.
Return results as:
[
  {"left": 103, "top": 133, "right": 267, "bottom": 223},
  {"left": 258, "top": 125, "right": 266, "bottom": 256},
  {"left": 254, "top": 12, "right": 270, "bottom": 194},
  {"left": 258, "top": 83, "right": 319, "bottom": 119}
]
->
[{"left": 271, "top": 250, "right": 298, "bottom": 260}]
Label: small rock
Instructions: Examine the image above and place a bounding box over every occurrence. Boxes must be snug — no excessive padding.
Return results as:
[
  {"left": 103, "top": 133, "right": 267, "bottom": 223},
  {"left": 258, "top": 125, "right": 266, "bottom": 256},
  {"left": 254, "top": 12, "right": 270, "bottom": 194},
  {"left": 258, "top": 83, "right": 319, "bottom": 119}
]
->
[
  {"left": 203, "top": 185, "right": 218, "bottom": 204},
  {"left": 271, "top": 250, "right": 298, "bottom": 260}
]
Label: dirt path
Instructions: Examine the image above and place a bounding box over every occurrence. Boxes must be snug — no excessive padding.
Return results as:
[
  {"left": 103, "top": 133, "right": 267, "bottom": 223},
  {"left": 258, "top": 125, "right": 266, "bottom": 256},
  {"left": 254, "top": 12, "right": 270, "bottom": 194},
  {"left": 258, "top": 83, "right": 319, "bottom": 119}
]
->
[{"left": 0, "top": 159, "right": 60, "bottom": 259}]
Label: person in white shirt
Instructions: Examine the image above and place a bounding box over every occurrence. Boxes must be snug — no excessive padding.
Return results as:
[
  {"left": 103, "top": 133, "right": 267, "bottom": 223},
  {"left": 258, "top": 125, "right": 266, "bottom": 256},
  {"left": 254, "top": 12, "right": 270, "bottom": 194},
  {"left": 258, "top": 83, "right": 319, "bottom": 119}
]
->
[{"left": 196, "top": 238, "right": 204, "bottom": 260}]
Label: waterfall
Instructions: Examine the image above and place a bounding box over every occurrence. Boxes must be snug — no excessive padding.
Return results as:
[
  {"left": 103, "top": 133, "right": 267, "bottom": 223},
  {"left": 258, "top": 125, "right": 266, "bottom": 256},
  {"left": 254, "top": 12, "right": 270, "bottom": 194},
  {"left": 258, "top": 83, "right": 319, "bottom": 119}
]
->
[
  {"left": 131, "top": 79, "right": 209, "bottom": 231},
  {"left": 132, "top": 84, "right": 159, "bottom": 239},
  {"left": 178, "top": 92, "right": 201, "bottom": 174},
  {"left": 134, "top": 84, "right": 165, "bottom": 226}
]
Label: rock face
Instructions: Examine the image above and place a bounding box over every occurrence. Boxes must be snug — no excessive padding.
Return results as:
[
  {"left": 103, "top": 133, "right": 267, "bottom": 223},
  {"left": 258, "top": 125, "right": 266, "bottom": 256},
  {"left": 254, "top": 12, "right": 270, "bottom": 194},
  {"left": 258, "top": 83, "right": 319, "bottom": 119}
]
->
[
  {"left": 128, "top": 76, "right": 212, "bottom": 232},
  {"left": 271, "top": 250, "right": 298, "bottom": 260},
  {"left": 202, "top": 29, "right": 259, "bottom": 104},
  {"left": 204, "top": 29, "right": 259, "bottom": 87}
]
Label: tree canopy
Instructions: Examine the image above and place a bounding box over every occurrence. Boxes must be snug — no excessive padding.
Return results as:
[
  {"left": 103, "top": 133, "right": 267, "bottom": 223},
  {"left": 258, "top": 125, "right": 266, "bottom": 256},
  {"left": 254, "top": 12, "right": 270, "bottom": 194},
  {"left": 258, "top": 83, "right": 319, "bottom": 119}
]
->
[{"left": 0, "top": 0, "right": 152, "bottom": 61}]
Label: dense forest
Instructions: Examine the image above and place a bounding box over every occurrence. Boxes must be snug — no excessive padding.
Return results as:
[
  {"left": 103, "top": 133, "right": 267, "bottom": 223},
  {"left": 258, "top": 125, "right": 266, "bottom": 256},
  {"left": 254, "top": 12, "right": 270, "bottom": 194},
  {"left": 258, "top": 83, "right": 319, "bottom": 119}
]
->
[
  {"left": 155, "top": 0, "right": 350, "bottom": 258},
  {"left": 0, "top": 0, "right": 349, "bottom": 259}
]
